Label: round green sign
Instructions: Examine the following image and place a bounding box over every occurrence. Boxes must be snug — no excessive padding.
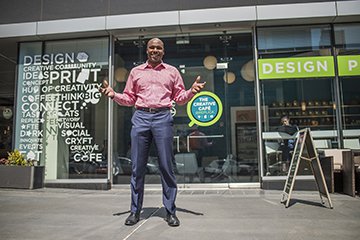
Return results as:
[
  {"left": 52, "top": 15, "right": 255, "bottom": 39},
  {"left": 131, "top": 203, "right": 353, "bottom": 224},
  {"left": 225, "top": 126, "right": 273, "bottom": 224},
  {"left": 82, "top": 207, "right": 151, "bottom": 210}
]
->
[{"left": 187, "top": 91, "right": 223, "bottom": 127}]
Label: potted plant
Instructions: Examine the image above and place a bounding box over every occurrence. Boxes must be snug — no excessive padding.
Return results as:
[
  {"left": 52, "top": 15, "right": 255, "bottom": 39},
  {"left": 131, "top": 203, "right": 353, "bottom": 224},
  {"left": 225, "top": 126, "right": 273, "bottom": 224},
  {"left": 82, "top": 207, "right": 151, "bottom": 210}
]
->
[{"left": 0, "top": 150, "right": 45, "bottom": 189}]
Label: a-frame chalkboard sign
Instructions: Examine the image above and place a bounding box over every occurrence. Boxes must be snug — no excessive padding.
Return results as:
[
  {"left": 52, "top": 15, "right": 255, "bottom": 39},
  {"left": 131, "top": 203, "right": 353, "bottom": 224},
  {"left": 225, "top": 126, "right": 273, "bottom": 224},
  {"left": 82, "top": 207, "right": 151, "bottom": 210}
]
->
[{"left": 280, "top": 128, "right": 333, "bottom": 208}]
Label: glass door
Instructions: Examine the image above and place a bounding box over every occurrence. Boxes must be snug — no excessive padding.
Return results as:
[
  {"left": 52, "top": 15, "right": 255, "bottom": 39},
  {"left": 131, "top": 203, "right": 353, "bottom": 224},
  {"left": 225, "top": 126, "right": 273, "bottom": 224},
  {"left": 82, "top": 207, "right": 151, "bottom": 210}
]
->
[
  {"left": 164, "top": 32, "right": 258, "bottom": 185},
  {"left": 112, "top": 32, "right": 259, "bottom": 185},
  {"left": 257, "top": 25, "right": 338, "bottom": 178},
  {"left": 334, "top": 24, "right": 360, "bottom": 150},
  {"left": 171, "top": 63, "right": 226, "bottom": 184}
]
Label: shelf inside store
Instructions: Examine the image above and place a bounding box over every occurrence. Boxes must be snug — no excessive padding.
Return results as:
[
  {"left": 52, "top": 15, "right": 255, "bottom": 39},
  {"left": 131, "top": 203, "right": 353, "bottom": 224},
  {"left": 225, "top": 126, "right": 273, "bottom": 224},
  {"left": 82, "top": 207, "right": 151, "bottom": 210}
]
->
[
  {"left": 343, "top": 105, "right": 360, "bottom": 108},
  {"left": 269, "top": 115, "right": 334, "bottom": 119},
  {"left": 269, "top": 105, "right": 333, "bottom": 110}
]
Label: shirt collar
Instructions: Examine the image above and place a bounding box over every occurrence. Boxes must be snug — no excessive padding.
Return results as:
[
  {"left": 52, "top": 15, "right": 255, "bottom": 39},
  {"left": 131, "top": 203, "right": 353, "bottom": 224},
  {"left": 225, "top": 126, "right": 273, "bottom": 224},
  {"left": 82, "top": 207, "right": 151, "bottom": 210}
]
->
[{"left": 144, "top": 61, "right": 166, "bottom": 70}]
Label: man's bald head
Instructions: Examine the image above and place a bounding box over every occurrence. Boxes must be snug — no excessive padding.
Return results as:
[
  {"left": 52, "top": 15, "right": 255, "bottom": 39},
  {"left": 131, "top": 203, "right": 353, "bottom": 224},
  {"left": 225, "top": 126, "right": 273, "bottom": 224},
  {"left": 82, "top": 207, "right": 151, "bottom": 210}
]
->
[{"left": 147, "top": 38, "right": 164, "bottom": 48}]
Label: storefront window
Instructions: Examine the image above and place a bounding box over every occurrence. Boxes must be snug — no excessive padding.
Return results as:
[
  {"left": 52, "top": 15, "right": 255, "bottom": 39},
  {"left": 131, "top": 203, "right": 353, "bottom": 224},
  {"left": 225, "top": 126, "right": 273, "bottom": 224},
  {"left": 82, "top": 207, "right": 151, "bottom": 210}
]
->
[
  {"left": 0, "top": 106, "right": 13, "bottom": 158},
  {"left": 257, "top": 25, "right": 337, "bottom": 177},
  {"left": 15, "top": 38, "right": 109, "bottom": 180},
  {"left": 335, "top": 23, "right": 360, "bottom": 149},
  {"left": 0, "top": 40, "right": 16, "bottom": 159},
  {"left": 258, "top": 25, "right": 331, "bottom": 52},
  {"left": 113, "top": 33, "right": 257, "bottom": 185}
]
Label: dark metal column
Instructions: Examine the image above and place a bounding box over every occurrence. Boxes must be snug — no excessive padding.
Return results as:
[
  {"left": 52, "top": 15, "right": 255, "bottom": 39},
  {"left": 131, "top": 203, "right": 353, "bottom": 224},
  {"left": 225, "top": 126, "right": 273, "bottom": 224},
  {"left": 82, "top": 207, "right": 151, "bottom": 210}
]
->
[
  {"left": 331, "top": 26, "right": 344, "bottom": 148},
  {"left": 219, "top": 31, "right": 232, "bottom": 159},
  {"left": 253, "top": 27, "right": 265, "bottom": 178}
]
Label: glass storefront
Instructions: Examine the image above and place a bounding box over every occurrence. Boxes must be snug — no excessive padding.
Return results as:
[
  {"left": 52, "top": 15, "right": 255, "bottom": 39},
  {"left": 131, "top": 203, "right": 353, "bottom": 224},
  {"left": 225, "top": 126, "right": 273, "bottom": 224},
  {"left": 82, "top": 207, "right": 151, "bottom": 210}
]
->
[
  {"left": 334, "top": 24, "right": 360, "bottom": 126},
  {"left": 0, "top": 40, "right": 16, "bottom": 160},
  {"left": 258, "top": 25, "right": 337, "bottom": 177},
  {"left": 257, "top": 24, "right": 360, "bottom": 178},
  {"left": 15, "top": 37, "right": 109, "bottom": 180},
  {"left": 112, "top": 33, "right": 259, "bottom": 185},
  {"left": 335, "top": 24, "right": 360, "bottom": 150},
  {"left": 10, "top": 23, "right": 359, "bottom": 188},
  {"left": 0, "top": 106, "right": 13, "bottom": 159}
]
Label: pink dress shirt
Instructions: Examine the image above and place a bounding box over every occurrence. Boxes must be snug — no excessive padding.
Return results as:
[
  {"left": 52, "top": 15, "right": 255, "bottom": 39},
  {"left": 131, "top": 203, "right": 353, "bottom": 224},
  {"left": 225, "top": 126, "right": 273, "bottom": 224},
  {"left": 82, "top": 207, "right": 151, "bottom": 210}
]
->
[{"left": 113, "top": 61, "right": 194, "bottom": 108}]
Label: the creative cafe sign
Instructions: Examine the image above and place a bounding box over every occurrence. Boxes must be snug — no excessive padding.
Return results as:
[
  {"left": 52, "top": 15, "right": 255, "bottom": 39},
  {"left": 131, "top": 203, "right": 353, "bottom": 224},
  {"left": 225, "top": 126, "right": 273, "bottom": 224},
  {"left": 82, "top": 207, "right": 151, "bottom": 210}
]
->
[
  {"left": 187, "top": 91, "right": 223, "bottom": 127},
  {"left": 258, "top": 55, "right": 360, "bottom": 79}
]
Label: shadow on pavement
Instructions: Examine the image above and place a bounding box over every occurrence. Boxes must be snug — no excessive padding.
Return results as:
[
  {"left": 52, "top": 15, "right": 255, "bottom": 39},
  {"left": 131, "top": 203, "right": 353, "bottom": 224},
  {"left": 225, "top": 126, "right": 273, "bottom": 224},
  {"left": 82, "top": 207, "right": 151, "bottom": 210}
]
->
[
  {"left": 113, "top": 207, "right": 204, "bottom": 220},
  {"left": 286, "top": 198, "right": 328, "bottom": 208}
]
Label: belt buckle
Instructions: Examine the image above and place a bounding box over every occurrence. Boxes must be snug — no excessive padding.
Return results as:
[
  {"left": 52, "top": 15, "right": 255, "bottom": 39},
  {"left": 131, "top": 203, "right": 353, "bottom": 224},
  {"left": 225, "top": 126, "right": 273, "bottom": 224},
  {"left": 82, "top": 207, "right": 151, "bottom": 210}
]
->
[{"left": 148, "top": 108, "right": 156, "bottom": 113}]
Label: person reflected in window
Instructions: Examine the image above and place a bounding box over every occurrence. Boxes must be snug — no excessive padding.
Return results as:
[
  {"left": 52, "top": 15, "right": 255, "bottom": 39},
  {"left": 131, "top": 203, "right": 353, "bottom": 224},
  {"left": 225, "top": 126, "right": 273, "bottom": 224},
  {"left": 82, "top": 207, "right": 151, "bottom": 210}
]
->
[
  {"left": 100, "top": 38, "right": 205, "bottom": 227},
  {"left": 188, "top": 125, "right": 212, "bottom": 168},
  {"left": 278, "top": 115, "right": 299, "bottom": 166}
]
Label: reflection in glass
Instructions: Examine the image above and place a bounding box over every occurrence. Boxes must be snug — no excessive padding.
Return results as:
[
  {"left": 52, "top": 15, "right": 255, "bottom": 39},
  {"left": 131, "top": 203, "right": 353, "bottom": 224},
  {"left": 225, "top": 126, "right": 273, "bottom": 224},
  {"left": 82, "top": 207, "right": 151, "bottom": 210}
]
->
[
  {"left": 335, "top": 23, "right": 360, "bottom": 146},
  {"left": 113, "top": 33, "right": 258, "bottom": 184},
  {"left": 258, "top": 25, "right": 337, "bottom": 176},
  {"left": 16, "top": 38, "right": 109, "bottom": 180}
]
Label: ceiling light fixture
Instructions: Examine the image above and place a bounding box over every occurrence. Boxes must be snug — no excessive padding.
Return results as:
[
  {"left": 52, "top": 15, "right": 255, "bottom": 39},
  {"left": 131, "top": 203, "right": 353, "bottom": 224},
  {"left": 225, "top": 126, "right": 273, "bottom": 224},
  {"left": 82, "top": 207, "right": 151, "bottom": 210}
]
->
[{"left": 203, "top": 56, "right": 217, "bottom": 70}]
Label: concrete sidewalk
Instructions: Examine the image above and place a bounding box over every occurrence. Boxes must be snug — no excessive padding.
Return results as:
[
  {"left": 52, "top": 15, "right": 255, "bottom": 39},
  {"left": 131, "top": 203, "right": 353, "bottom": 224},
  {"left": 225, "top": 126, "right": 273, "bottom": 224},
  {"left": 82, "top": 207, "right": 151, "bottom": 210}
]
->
[{"left": 0, "top": 187, "right": 359, "bottom": 240}]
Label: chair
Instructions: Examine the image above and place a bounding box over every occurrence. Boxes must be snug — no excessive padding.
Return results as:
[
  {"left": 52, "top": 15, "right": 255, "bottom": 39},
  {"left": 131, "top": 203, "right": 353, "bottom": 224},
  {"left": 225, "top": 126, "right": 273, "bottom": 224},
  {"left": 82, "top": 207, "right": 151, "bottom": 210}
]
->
[
  {"left": 344, "top": 139, "right": 360, "bottom": 150},
  {"left": 203, "top": 155, "right": 237, "bottom": 181},
  {"left": 175, "top": 153, "right": 202, "bottom": 182},
  {"left": 344, "top": 139, "right": 360, "bottom": 167},
  {"left": 265, "top": 142, "right": 282, "bottom": 159},
  {"left": 264, "top": 141, "right": 282, "bottom": 175}
]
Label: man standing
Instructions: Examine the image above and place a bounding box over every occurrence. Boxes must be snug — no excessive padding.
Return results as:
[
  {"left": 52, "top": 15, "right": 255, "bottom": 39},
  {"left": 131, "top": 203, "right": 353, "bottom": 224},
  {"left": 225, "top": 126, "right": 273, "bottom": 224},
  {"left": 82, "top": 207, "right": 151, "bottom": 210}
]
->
[{"left": 100, "top": 38, "right": 205, "bottom": 227}]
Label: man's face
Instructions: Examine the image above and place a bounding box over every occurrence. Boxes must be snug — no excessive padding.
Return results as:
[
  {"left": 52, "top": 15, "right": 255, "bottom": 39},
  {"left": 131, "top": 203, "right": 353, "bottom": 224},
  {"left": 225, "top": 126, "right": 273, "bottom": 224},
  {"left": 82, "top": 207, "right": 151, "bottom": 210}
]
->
[
  {"left": 282, "top": 118, "right": 290, "bottom": 126},
  {"left": 146, "top": 39, "right": 164, "bottom": 65}
]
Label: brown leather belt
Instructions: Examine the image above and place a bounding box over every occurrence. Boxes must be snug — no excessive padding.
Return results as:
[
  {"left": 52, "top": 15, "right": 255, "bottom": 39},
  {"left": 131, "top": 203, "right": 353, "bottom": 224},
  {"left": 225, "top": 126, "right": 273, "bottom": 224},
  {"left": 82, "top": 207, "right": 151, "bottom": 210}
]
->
[{"left": 137, "top": 107, "right": 170, "bottom": 113}]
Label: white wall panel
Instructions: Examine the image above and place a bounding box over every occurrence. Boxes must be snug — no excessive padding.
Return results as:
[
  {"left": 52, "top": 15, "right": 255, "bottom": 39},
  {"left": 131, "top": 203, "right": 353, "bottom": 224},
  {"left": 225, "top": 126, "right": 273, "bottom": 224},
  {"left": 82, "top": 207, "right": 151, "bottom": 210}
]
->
[
  {"left": 37, "top": 16, "right": 106, "bottom": 35},
  {"left": 337, "top": 0, "right": 360, "bottom": 16},
  {"left": 257, "top": 2, "right": 337, "bottom": 20},
  {"left": 106, "top": 11, "right": 179, "bottom": 30},
  {"left": 0, "top": 22, "right": 37, "bottom": 38},
  {"left": 180, "top": 6, "right": 256, "bottom": 25}
]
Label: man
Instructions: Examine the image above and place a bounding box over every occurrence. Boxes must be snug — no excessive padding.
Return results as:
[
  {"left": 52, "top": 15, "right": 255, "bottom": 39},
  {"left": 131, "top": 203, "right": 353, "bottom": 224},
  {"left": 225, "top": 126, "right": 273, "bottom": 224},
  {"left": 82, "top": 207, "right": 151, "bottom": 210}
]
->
[
  {"left": 278, "top": 115, "right": 298, "bottom": 164},
  {"left": 100, "top": 38, "right": 205, "bottom": 227}
]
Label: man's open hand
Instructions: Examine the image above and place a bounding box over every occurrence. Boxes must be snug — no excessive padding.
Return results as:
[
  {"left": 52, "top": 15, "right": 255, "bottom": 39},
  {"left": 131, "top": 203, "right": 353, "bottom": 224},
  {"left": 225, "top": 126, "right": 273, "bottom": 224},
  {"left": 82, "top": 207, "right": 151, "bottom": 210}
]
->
[
  {"left": 99, "top": 80, "right": 115, "bottom": 99},
  {"left": 191, "top": 76, "right": 206, "bottom": 94}
]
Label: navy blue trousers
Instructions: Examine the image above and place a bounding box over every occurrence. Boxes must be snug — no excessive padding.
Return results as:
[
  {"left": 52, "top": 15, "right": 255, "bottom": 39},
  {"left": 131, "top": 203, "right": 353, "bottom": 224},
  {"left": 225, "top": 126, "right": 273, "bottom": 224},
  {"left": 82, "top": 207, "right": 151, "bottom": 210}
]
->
[{"left": 130, "top": 110, "right": 177, "bottom": 214}]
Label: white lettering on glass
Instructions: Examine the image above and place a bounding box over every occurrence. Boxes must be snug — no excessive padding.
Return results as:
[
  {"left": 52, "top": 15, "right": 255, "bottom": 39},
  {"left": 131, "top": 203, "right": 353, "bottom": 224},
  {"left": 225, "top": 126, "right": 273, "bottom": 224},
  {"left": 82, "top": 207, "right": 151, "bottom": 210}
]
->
[
  {"left": 19, "top": 49, "right": 104, "bottom": 164},
  {"left": 348, "top": 60, "right": 358, "bottom": 71},
  {"left": 262, "top": 63, "right": 273, "bottom": 74}
]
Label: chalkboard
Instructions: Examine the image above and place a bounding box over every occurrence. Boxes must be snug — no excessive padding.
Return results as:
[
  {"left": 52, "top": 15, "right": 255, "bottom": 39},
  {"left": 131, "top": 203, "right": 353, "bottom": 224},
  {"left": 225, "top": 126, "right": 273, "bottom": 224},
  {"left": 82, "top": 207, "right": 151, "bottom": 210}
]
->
[
  {"left": 306, "top": 131, "right": 329, "bottom": 198},
  {"left": 281, "top": 128, "right": 333, "bottom": 208},
  {"left": 304, "top": 131, "right": 316, "bottom": 159},
  {"left": 310, "top": 159, "right": 328, "bottom": 197}
]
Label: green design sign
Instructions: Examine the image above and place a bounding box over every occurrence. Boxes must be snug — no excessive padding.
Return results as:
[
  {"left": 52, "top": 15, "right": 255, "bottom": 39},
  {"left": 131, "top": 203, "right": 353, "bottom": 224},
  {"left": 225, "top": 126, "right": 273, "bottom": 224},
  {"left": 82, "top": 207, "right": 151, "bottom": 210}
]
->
[
  {"left": 258, "top": 56, "right": 335, "bottom": 79},
  {"left": 187, "top": 91, "right": 223, "bottom": 127},
  {"left": 337, "top": 55, "right": 360, "bottom": 76}
]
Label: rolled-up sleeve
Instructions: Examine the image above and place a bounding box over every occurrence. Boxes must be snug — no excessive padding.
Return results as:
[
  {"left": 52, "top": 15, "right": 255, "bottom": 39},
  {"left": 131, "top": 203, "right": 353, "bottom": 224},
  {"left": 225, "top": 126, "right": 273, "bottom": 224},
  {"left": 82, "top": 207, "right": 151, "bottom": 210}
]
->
[
  {"left": 171, "top": 70, "right": 195, "bottom": 105},
  {"left": 112, "top": 71, "right": 137, "bottom": 107}
]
